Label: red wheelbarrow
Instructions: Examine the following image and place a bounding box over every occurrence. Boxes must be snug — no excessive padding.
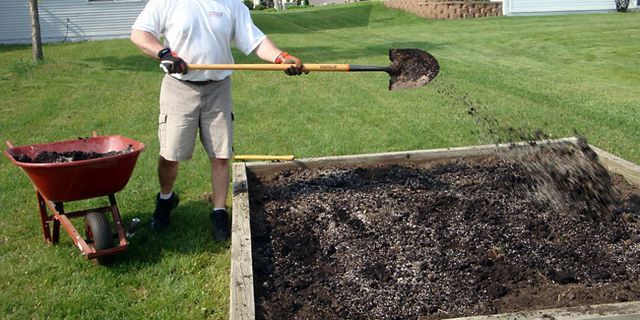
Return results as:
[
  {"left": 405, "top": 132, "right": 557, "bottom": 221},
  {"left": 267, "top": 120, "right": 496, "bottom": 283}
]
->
[{"left": 4, "top": 133, "right": 145, "bottom": 264}]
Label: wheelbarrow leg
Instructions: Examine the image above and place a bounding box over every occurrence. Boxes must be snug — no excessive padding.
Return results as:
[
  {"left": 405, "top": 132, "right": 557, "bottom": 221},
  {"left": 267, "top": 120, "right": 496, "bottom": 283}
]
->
[
  {"left": 53, "top": 220, "right": 60, "bottom": 244},
  {"left": 36, "top": 191, "right": 52, "bottom": 243},
  {"left": 52, "top": 202, "right": 63, "bottom": 244},
  {"left": 108, "top": 194, "right": 127, "bottom": 247}
]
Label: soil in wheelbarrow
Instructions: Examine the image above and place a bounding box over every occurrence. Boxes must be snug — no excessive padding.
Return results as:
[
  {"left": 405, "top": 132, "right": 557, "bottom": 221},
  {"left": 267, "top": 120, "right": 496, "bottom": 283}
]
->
[
  {"left": 248, "top": 140, "right": 640, "bottom": 320},
  {"left": 14, "top": 145, "right": 134, "bottom": 163}
]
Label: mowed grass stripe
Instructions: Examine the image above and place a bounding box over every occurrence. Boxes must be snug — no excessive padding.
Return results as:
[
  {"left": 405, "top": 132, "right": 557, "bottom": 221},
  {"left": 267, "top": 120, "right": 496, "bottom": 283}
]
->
[{"left": 0, "top": 3, "right": 639, "bottom": 319}]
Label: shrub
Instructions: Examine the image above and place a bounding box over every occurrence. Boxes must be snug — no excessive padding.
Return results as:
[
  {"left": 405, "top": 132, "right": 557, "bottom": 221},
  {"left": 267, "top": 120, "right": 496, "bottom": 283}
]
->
[
  {"left": 243, "top": 0, "right": 254, "bottom": 10},
  {"left": 615, "top": 0, "right": 629, "bottom": 12}
]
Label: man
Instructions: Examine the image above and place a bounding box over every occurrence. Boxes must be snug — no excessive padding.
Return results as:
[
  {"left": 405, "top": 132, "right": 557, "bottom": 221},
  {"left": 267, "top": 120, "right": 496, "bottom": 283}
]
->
[{"left": 131, "top": 0, "right": 305, "bottom": 241}]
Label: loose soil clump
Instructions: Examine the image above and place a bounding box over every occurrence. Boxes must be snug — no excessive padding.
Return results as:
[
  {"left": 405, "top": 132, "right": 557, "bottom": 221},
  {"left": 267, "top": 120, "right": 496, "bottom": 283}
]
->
[
  {"left": 248, "top": 142, "right": 640, "bottom": 319},
  {"left": 14, "top": 145, "right": 134, "bottom": 163}
]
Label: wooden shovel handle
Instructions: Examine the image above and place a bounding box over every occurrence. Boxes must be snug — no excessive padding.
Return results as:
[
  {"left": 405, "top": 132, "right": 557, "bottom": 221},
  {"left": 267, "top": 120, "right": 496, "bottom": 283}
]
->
[{"left": 188, "top": 64, "right": 351, "bottom": 72}]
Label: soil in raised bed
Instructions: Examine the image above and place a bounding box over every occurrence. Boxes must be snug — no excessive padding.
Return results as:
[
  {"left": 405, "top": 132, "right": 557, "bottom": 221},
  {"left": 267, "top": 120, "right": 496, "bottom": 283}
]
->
[
  {"left": 248, "top": 140, "right": 640, "bottom": 319},
  {"left": 14, "top": 145, "right": 134, "bottom": 163}
]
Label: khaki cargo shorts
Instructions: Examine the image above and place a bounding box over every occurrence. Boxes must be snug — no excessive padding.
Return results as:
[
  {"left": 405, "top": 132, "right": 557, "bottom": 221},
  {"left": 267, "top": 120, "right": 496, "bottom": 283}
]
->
[{"left": 158, "top": 75, "right": 233, "bottom": 161}]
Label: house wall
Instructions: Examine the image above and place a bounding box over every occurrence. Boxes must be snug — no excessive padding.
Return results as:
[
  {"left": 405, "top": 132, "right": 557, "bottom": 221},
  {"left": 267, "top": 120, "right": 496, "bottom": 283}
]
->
[
  {"left": 0, "top": 0, "right": 149, "bottom": 44},
  {"left": 502, "top": 0, "right": 637, "bottom": 16}
]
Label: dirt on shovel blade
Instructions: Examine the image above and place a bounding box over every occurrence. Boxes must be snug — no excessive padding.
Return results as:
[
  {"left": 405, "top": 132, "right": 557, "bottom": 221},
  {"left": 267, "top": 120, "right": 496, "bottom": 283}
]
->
[
  {"left": 389, "top": 48, "right": 440, "bottom": 90},
  {"left": 248, "top": 141, "right": 640, "bottom": 319}
]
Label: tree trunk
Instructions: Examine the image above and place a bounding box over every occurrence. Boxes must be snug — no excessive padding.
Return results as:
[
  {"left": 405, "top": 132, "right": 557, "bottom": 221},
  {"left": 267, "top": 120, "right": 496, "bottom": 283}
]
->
[{"left": 28, "top": 0, "right": 43, "bottom": 61}]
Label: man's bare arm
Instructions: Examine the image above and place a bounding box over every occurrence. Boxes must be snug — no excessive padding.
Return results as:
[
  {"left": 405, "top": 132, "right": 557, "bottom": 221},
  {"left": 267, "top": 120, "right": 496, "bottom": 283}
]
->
[
  {"left": 253, "top": 37, "right": 305, "bottom": 75},
  {"left": 253, "top": 37, "right": 285, "bottom": 63},
  {"left": 131, "top": 29, "right": 165, "bottom": 59}
]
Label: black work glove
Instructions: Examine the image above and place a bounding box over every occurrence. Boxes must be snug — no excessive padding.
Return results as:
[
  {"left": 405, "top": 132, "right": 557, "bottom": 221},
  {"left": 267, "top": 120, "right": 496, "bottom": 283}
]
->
[
  {"left": 157, "top": 48, "right": 188, "bottom": 74},
  {"left": 275, "top": 52, "right": 308, "bottom": 76}
]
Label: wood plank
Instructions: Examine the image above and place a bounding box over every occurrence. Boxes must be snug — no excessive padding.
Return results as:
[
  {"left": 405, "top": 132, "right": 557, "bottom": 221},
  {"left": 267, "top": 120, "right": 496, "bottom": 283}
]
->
[
  {"left": 591, "top": 146, "right": 640, "bottom": 186},
  {"left": 447, "top": 301, "right": 640, "bottom": 320},
  {"left": 230, "top": 162, "right": 255, "bottom": 320},
  {"left": 246, "top": 137, "right": 580, "bottom": 176}
]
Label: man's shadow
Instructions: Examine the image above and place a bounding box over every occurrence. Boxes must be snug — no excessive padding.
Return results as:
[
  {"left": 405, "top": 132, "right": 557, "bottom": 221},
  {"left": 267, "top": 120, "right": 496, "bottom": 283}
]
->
[{"left": 108, "top": 199, "right": 231, "bottom": 266}]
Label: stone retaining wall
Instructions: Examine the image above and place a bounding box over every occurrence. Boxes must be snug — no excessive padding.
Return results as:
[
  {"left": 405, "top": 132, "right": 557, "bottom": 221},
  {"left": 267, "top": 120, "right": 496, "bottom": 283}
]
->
[{"left": 384, "top": 0, "right": 502, "bottom": 19}]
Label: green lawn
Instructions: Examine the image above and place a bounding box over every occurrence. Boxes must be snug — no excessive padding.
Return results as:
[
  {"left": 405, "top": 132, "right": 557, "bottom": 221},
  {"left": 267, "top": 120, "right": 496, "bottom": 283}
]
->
[{"left": 0, "top": 2, "right": 639, "bottom": 319}]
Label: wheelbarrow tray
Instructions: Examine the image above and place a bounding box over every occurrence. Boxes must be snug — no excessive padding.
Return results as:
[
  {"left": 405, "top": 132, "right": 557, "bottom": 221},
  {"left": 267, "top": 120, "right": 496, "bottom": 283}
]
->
[{"left": 4, "top": 135, "right": 145, "bottom": 202}]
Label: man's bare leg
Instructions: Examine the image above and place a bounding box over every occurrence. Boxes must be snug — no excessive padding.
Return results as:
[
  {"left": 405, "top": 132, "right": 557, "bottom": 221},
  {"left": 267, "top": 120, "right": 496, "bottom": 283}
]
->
[
  {"left": 210, "top": 158, "right": 229, "bottom": 208},
  {"left": 210, "top": 158, "right": 230, "bottom": 241},
  {"left": 159, "top": 156, "right": 179, "bottom": 194},
  {"left": 151, "top": 156, "right": 180, "bottom": 231}
]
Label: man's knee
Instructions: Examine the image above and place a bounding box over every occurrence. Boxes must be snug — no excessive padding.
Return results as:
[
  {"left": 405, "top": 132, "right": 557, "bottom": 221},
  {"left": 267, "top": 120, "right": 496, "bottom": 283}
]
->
[
  {"left": 159, "top": 156, "right": 178, "bottom": 165},
  {"left": 211, "top": 157, "right": 228, "bottom": 166}
]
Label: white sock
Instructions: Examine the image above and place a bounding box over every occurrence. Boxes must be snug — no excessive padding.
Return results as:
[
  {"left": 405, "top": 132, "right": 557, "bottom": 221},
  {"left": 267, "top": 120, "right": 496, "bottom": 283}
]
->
[
  {"left": 159, "top": 191, "right": 173, "bottom": 200},
  {"left": 213, "top": 207, "right": 226, "bottom": 212}
]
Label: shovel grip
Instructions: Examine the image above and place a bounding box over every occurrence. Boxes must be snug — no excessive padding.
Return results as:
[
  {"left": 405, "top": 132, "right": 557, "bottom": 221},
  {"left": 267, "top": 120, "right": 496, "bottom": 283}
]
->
[
  {"left": 348, "top": 65, "right": 390, "bottom": 72},
  {"left": 188, "top": 64, "right": 358, "bottom": 72}
]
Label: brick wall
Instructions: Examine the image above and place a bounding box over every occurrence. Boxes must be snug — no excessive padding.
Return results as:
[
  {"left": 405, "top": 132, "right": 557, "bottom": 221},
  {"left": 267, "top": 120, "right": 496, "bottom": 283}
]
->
[{"left": 384, "top": 0, "right": 502, "bottom": 19}]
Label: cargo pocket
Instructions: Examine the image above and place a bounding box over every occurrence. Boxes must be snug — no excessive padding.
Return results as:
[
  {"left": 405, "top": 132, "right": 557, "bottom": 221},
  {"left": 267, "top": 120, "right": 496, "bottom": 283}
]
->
[{"left": 158, "top": 114, "right": 168, "bottom": 151}]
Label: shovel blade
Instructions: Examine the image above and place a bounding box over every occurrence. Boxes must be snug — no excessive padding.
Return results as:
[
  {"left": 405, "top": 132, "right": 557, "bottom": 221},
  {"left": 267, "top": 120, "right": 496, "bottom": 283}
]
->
[{"left": 388, "top": 48, "right": 440, "bottom": 91}]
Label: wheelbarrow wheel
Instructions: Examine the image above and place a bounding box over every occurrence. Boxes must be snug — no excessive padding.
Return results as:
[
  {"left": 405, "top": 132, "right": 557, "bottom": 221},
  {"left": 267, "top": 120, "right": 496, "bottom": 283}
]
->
[{"left": 85, "top": 211, "right": 114, "bottom": 265}]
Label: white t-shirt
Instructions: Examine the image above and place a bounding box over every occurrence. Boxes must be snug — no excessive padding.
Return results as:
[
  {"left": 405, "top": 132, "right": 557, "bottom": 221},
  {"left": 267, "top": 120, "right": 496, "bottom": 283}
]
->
[{"left": 132, "top": 0, "right": 266, "bottom": 81}]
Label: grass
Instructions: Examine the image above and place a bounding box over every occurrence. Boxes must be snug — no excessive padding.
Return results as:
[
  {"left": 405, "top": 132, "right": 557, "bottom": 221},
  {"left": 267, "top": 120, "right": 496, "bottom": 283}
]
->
[{"left": 1, "top": 2, "right": 639, "bottom": 318}]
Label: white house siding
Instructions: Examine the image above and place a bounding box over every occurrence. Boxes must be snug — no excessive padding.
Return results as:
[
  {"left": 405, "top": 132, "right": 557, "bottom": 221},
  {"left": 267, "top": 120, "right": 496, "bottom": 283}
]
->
[
  {"left": 0, "top": 1, "right": 31, "bottom": 44},
  {"left": 501, "top": 0, "right": 637, "bottom": 16},
  {"left": 0, "top": 0, "right": 149, "bottom": 44}
]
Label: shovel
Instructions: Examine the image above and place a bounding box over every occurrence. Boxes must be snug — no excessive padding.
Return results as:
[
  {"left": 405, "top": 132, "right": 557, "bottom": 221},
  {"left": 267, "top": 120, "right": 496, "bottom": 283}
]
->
[{"left": 188, "top": 48, "right": 439, "bottom": 91}]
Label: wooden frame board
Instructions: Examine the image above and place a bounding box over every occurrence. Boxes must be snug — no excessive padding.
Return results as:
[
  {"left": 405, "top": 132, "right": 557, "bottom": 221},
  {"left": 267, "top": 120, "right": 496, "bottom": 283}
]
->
[{"left": 230, "top": 137, "right": 640, "bottom": 320}]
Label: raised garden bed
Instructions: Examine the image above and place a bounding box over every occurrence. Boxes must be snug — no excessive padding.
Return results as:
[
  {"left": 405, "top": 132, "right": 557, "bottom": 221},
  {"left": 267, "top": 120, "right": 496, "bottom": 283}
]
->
[{"left": 230, "top": 137, "right": 640, "bottom": 319}]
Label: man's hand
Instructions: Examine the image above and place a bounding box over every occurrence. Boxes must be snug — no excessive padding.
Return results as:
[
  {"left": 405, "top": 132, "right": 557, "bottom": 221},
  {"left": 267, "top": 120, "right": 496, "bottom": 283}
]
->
[
  {"left": 275, "top": 52, "right": 308, "bottom": 76},
  {"left": 158, "top": 48, "right": 188, "bottom": 74}
]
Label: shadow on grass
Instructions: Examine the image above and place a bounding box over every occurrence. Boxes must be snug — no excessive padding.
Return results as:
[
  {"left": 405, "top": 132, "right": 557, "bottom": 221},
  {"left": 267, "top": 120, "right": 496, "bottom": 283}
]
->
[
  {"left": 0, "top": 44, "right": 31, "bottom": 54},
  {"left": 82, "top": 55, "right": 160, "bottom": 73},
  {"left": 110, "top": 199, "right": 229, "bottom": 266}
]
